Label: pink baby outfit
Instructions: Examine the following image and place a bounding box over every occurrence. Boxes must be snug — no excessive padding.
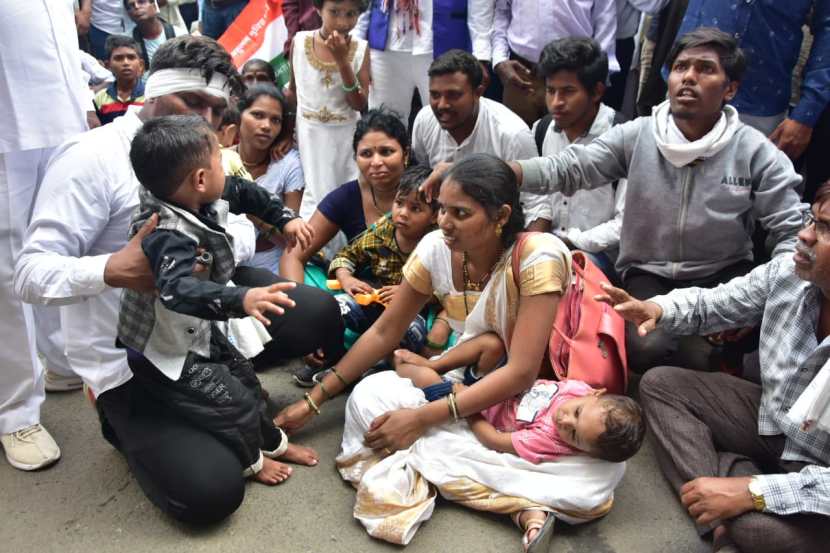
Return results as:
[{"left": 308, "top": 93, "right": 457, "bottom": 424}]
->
[{"left": 481, "top": 379, "right": 593, "bottom": 464}]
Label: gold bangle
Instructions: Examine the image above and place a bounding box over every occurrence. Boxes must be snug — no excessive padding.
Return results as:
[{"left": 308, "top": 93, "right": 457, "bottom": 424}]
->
[
  {"left": 318, "top": 380, "right": 332, "bottom": 400},
  {"left": 447, "top": 392, "right": 460, "bottom": 422},
  {"left": 434, "top": 316, "right": 451, "bottom": 329},
  {"left": 331, "top": 367, "right": 349, "bottom": 388},
  {"left": 304, "top": 392, "right": 321, "bottom": 415}
]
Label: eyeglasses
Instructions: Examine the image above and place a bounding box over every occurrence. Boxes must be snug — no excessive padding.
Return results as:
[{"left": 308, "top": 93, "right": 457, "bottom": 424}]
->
[
  {"left": 801, "top": 209, "right": 830, "bottom": 240},
  {"left": 126, "top": 0, "right": 152, "bottom": 11}
]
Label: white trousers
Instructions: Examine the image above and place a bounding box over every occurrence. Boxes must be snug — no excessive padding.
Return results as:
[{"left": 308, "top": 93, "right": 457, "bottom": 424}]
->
[
  {"left": 0, "top": 148, "right": 63, "bottom": 433},
  {"left": 368, "top": 50, "right": 432, "bottom": 124}
]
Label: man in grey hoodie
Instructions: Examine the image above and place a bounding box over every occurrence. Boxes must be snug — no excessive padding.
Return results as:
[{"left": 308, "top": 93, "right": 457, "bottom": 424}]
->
[{"left": 511, "top": 27, "right": 807, "bottom": 374}]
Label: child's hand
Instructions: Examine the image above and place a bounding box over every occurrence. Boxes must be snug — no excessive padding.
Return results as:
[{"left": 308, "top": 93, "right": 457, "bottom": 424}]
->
[
  {"left": 378, "top": 285, "right": 399, "bottom": 305},
  {"left": 243, "top": 282, "right": 297, "bottom": 325},
  {"left": 339, "top": 275, "right": 374, "bottom": 297},
  {"left": 393, "top": 348, "right": 432, "bottom": 369},
  {"left": 282, "top": 218, "right": 314, "bottom": 253},
  {"left": 325, "top": 30, "right": 351, "bottom": 64}
]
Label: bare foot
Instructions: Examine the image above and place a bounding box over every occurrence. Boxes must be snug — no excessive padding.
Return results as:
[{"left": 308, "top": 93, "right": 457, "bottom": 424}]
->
[
  {"left": 254, "top": 457, "right": 293, "bottom": 485},
  {"left": 394, "top": 349, "right": 431, "bottom": 368},
  {"left": 278, "top": 442, "right": 319, "bottom": 466}
]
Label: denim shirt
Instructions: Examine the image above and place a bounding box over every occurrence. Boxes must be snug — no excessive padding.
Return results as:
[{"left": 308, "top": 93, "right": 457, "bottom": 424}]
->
[{"left": 675, "top": 0, "right": 830, "bottom": 126}]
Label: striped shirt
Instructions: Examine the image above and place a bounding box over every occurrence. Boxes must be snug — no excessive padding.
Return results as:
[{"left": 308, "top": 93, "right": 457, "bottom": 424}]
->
[
  {"left": 652, "top": 255, "right": 830, "bottom": 516},
  {"left": 94, "top": 81, "right": 145, "bottom": 125}
]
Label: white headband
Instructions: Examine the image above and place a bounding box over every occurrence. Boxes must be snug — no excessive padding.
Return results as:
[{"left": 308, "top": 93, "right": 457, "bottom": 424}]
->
[{"left": 144, "top": 68, "right": 230, "bottom": 101}]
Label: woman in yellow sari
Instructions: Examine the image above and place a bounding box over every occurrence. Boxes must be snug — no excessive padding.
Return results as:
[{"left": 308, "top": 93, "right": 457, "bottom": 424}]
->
[{"left": 276, "top": 154, "right": 625, "bottom": 551}]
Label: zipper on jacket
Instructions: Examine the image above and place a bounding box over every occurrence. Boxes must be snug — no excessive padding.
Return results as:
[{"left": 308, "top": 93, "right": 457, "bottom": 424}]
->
[{"left": 674, "top": 166, "right": 693, "bottom": 280}]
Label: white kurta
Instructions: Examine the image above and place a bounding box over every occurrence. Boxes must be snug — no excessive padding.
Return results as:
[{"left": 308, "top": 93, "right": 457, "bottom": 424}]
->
[
  {"left": 0, "top": 0, "right": 89, "bottom": 433},
  {"left": 292, "top": 31, "right": 367, "bottom": 220}
]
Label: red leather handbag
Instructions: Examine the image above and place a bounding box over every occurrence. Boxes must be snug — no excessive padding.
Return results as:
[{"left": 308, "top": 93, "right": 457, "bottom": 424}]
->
[{"left": 512, "top": 233, "right": 628, "bottom": 394}]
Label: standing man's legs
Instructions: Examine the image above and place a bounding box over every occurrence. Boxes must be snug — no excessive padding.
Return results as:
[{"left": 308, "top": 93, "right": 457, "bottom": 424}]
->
[
  {"left": 35, "top": 304, "right": 81, "bottom": 392},
  {"left": 368, "top": 50, "right": 432, "bottom": 125},
  {"left": 87, "top": 25, "right": 111, "bottom": 60},
  {"left": 0, "top": 149, "right": 59, "bottom": 470},
  {"left": 604, "top": 36, "right": 636, "bottom": 111}
]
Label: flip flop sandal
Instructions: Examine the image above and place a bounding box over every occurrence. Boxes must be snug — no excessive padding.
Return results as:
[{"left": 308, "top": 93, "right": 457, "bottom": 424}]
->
[{"left": 512, "top": 511, "right": 556, "bottom": 553}]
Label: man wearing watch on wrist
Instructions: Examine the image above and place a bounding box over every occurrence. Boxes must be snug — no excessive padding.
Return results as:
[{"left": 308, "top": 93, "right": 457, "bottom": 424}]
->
[{"left": 595, "top": 184, "right": 830, "bottom": 552}]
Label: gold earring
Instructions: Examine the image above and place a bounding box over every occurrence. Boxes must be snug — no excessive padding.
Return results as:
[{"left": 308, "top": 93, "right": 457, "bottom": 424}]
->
[{"left": 495, "top": 224, "right": 503, "bottom": 237}]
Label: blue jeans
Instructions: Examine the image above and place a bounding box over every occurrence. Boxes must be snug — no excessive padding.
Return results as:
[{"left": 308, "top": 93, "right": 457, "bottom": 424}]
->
[
  {"left": 88, "top": 25, "right": 112, "bottom": 60},
  {"left": 335, "top": 294, "right": 427, "bottom": 352},
  {"left": 201, "top": 0, "right": 249, "bottom": 39}
]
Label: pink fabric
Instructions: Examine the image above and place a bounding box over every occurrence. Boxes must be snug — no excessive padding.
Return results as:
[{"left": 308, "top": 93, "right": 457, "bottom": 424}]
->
[{"left": 481, "top": 379, "right": 594, "bottom": 464}]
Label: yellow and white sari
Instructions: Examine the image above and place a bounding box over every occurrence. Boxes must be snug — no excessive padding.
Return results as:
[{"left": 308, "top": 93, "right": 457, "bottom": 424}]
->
[{"left": 335, "top": 231, "right": 625, "bottom": 544}]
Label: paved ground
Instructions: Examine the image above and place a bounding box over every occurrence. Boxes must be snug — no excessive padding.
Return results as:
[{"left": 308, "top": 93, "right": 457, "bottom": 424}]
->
[{"left": 1, "top": 362, "right": 710, "bottom": 553}]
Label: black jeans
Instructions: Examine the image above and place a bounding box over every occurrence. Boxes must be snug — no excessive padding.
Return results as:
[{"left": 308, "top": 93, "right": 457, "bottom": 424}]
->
[
  {"left": 96, "top": 267, "right": 344, "bottom": 524},
  {"left": 233, "top": 266, "right": 346, "bottom": 368},
  {"left": 126, "top": 328, "right": 283, "bottom": 472},
  {"left": 622, "top": 260, "right": 755, "bottom": 373},
  {"left": 97, "top": 378, "right": 246, "bottom": 524}
]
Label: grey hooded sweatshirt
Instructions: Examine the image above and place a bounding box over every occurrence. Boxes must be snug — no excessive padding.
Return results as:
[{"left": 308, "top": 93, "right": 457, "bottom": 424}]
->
[{"left": 517, "top": 106, "right": 806, "bottom": 281}]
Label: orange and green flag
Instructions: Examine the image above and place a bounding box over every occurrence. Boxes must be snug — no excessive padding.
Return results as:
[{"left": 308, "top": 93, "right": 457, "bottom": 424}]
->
[{"left": 218, "top": 0, "right": 291, "bottom": 88}]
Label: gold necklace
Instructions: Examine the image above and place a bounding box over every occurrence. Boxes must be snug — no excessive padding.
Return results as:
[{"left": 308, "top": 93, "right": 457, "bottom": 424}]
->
[
  {"left": 461, "top": 250, "right": 502, "bottom": 315},
  {"left": 239, "top": 149, "right": 269, "bottom": 169}
]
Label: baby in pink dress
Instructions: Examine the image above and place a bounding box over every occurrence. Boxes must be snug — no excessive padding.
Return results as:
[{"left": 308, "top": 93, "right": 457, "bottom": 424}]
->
[{"left": 395, "top": 332, "right": 645, "bottom": 463}]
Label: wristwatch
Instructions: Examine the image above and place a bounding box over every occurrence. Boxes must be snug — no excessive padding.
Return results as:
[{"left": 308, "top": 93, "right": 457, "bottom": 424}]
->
[{"left": 748, "top": 477, "right": 767, "bottom": 512}]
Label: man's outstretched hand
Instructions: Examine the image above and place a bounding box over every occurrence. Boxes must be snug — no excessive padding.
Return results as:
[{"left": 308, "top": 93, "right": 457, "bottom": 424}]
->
[{"left": 594, "top": 282, "right": 663, "bottom": 336}]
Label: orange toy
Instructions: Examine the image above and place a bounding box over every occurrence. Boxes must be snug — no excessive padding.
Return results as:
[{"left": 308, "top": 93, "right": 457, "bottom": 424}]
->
[{"left": 326, "top": 279, "right": 384, "bottom": 306}]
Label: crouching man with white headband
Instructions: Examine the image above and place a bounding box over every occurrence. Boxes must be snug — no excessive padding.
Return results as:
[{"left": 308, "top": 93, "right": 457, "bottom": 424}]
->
[{"left": 14, "top": 36, "right": 346, "bottom": 524}]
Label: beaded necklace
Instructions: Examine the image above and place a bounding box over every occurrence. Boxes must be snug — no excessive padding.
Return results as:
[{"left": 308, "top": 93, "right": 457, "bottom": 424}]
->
[{"left": 461, "top": 250, "right": 501, "bottom": 315}]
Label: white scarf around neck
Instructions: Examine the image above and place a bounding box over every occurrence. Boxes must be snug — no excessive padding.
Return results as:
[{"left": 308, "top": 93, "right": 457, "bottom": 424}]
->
[{"left": 652, "top": 100, "right": 740, "bottom": 168}]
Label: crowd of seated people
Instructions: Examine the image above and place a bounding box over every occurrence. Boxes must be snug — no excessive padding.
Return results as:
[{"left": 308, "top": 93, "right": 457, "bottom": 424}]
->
[{"left": 2, "top": 2, "right": 829, "bottom": 552}]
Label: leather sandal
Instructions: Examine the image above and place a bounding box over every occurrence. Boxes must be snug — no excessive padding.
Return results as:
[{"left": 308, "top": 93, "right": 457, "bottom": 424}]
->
[{"left": 512, "top": 510, "right": 555, "bottom": 553}]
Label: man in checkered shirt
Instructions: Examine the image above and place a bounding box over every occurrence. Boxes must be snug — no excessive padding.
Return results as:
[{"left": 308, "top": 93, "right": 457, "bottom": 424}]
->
[{"left": 596, "top": 182, "right": 830, "bottom": 552}]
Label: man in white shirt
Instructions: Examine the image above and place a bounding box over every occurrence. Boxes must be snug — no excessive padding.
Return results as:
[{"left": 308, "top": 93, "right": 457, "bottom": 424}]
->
[
  {"left": 14, "top": 36, "right": 248, "bottom": 523},
  {"left": 354, "top": 0, "right": 494, "bottom": 124},
  {"left": 0, "top": 0, "right": 89, "bottom": 472},
  {"left": 523, "top": 38, "right": 626, "bottom": 281},
  {"left": 412, "top": 49, "right": 537, "bottom": 168},
  {"left": 16, "top": 35, "right": 345, "bottom": 522}
]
